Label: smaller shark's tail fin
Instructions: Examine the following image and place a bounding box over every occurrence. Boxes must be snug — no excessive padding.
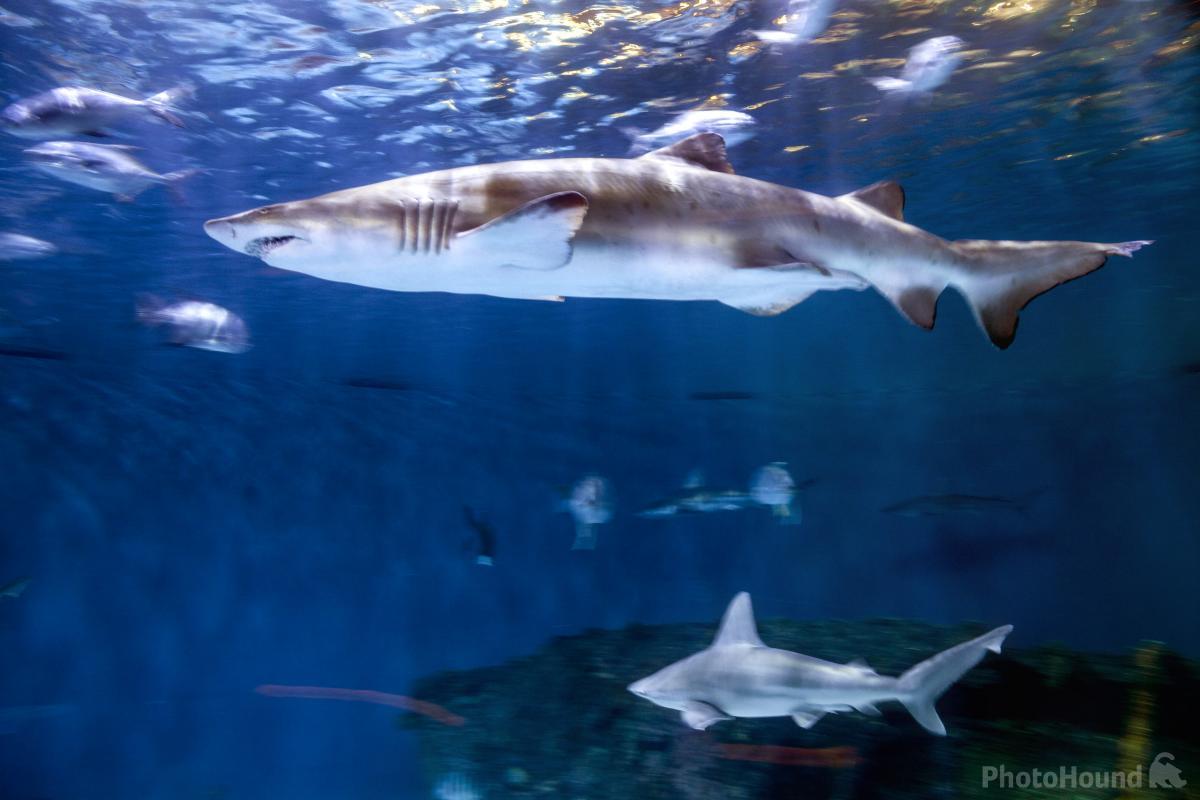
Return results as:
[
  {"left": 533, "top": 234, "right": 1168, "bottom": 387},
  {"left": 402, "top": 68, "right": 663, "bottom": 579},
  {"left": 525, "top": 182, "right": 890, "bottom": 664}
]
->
[{"left": 897, "top": 625, "right": 1011, "bottom": 735}]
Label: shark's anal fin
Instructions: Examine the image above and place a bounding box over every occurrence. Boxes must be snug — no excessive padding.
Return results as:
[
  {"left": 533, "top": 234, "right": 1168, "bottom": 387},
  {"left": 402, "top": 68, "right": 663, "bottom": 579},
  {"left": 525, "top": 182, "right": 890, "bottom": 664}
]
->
[
  {"left": 457, "top": 191, "right": 589, "bottom": 270},
  {"left": 792, "top": 709, "right": 827, "bottom": 729},
  {"left": 713, "top": 592, "right": 765, "bottom": 648},
  {"left": 840, "top": 180, "right": 905, "bottom": 220},
  {"left": 640, "top": 132, "right": 734, "bottom": 174},
  {"left": 720, "top": 292, "right": 816, "bottom": 317},
  {"left": 681, "top": 701, "right": 732, "bottom": 730}
]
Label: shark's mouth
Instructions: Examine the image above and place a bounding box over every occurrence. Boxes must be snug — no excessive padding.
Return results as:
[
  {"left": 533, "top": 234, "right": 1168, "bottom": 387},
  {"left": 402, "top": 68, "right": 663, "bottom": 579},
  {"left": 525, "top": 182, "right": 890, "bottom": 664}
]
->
[{"left": 245, "top": 235, "right": 300, "bottom": 258}]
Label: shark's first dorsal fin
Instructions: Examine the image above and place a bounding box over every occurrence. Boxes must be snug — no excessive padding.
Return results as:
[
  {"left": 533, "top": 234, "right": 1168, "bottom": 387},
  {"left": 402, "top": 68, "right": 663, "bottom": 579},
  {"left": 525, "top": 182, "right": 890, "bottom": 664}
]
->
[
  {"left": 641, "top": 133, "right": 735, "bottom": 175},
  {"left": 841, "top": 180, "right": 905, "bottom": 221},
  {"left": 713, "top": 592, "right": 764, "bottom": 648}
]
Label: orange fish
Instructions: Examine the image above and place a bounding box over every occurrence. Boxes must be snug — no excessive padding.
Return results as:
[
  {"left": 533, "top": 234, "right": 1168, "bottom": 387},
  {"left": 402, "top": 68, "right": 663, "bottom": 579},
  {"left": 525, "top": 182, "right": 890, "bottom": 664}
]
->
[{"left": 254, "top": 684, "right": 465, "bottom": 726}]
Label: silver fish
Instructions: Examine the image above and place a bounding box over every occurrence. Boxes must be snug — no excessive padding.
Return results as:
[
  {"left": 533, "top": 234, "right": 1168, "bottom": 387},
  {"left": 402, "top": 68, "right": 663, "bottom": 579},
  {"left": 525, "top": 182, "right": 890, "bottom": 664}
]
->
[
  {"left": 752, "top": 0, "right": 837, "bottom": 45},
  {"left": 24, "top": 141, "right": 195, "bottom": 201},
  {"left": 2, "top": 86, "right": 186, "bottom": 139},
  {"left": 0, "top": 232, "right": 57, "bottom": 261},
  {"left": 881, "top": 492, "right": 1038, "bottom": 518},
  {"left": 623, "top": 109, "right": 756, "bottom": 154},
  {"left": 0, "top": 576, "right": 30, "bottom": 599},
  {"left": 203, "top": 133, "right": 1151, "bottom": 349},
  {"left": 639, "top": 471, "right": 751, "bottom": 518},
  {"left": 869, "top": 36, "right": 966, "bottom": 94},
  {"left": 628, "top": 592, "right": 1011, "bottom": 735},
  {"left": 137, "top": 299, "right": 250, "bottom": 354},
  {"left": 567, "top": 475, "right": 612, "bottom": 550}
]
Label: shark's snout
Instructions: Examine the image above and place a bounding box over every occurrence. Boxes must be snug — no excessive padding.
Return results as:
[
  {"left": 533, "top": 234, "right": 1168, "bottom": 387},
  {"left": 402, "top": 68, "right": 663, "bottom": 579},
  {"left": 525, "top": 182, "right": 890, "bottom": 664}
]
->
[{"left": 627, "top": 680, "right": 649, "bottom": 697}]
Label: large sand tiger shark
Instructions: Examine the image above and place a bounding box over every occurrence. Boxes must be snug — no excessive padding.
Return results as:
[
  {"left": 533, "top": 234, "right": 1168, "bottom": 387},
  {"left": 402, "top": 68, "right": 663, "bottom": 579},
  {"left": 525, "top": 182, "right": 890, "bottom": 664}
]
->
[
  {"left": 628, "top": 592, "right": 1011, "bottom": 735},
  {"left": 204, "top": 133, "right": 1150, "bottom": 348}
]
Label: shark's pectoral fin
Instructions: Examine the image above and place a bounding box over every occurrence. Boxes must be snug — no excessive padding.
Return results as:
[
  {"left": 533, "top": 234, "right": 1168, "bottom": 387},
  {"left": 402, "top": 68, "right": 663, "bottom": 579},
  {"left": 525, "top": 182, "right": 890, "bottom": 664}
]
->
[
  {"left": 681, "top": 701, "right": 732, "bottom": 730},
  {"left": 641, "top": 133, "right": 734, "bottom": 174},
  {"left": 840, "top": 180, "right": 905, "bottom": 221},
  {"left": 791, "top": 709, "right": 827, "bottom": 729},
  {"left": 457, "top": 191, "right": 589, "bottom": 270},
  {"left": 735, "top": 241, "right": 826, "bottom": 273},
  {"left": 855, "top": 702, "right": 881, "bottom": 716}
]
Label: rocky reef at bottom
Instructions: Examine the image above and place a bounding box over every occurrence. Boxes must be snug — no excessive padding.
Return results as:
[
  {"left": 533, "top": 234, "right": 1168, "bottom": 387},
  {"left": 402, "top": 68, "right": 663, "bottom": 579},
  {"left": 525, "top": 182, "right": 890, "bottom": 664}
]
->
[{"left": 400, "top": 618, "right": 1198, "bottom": 799}]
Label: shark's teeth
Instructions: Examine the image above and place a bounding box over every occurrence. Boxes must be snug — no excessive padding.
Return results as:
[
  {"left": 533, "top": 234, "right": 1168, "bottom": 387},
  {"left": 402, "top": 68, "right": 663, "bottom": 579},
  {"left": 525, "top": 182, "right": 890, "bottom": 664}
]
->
[{"left": 245, "top": 235, "right": 297, "bottom": 258}]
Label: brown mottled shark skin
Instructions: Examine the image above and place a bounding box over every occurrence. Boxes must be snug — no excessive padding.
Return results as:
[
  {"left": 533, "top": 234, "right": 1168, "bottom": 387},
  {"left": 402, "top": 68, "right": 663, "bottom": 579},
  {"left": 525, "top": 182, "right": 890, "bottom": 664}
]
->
[{"left": 204, "top": 133, "right": 1151, "bottom": 348}]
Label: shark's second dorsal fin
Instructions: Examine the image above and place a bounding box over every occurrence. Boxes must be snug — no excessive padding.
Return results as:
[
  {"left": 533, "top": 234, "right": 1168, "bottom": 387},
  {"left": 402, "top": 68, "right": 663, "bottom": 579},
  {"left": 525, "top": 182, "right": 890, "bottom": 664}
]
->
[
  {"left": 641, "top": 133, "right": 735, "bottom": 174},
  {"left": 848, "top": 658, "right": 875, "bottom": 672},
  {"left": 713, "top": 592, "right": 764, "bottom": 648},
  {"left": 841, "top": 180, "right": 905, "bottom": 221}
]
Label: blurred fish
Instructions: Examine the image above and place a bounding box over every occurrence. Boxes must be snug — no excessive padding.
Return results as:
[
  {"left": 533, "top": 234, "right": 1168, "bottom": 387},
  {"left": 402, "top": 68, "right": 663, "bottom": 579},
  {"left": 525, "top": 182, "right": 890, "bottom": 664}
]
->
[
  {"left": 751, "top": 0, "right": 837, "bottom": 45},
  {"left": 748, "top": 462, "right": 809, "bottom": 525},
  {"left": 566, "top": 474, "right": 612, "bottom": 550},
  {"left": 869, "top": 36, "right": 966, "bottom": 95},
  {"left": 623, "top": 109, "right": 755, "bottom": 154},
  {"left": 136, "top": 298, "right": 250, "bottom": 354},
  {"left": 24, "top": 141, "right": 196, "bottom": 202},
  {"left": 254, "top": 685, "right": 465, "bottom": 726},
  {"left": 2, "top": 86, "right": 187, "bottom": 138},
  {"left": 0, "top": 233, "right": 57, "bottom": 261},
  {"left": 882, "top": 491, "right": 1041, "bottom": 518},
  {"left": 204, "top": 132, "right": 1149, "bottom": 348},
  {"left": 627, "top": 591, "right": 1011, "bottom": 735},
  {"left": 689, "top": 390, "right": 757, "bottom": 401},
  {"left": 638, "top": 470, "right": 750, "bottom": 518},
  {"left": 463, "top": 506, "right": 496, "bottom": 566},
  {"left": 0, "top": 576, "right": 30, "bottom": 598},
  {"left": 0, "top": 345, "right": 68, "bottom": 361},
  {"left": 433, "top": 773, "right": 481, "bottom": 800}
]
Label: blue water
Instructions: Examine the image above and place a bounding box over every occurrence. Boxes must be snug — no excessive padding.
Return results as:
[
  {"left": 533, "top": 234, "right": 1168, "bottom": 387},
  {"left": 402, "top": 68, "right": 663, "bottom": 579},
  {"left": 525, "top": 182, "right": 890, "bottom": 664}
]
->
[{"left": 1, "top": 0, "right": 1198, "bottom": 797}]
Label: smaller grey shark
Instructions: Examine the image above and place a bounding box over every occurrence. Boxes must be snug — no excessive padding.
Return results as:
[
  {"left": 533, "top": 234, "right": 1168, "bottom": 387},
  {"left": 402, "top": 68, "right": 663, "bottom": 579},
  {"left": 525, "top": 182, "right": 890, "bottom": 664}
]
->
[
  {"left": 628, "top": 592, "right": 1010, "bottom": 735},
  {"left": 637, "top": 471, "right": 750, "bottom": 518}
]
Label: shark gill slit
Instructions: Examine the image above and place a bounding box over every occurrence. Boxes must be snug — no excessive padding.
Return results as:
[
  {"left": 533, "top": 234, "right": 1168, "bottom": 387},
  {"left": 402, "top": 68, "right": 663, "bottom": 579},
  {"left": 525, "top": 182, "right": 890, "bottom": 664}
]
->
[
  {"left": 429, "top": 200, "right": 445, "bottom": 254},
  {"left": 419, "top": 199, "right": 433, "bottom": 254},
  {"left": 405, "top": 201, "right": 419, "bottom": 254}
]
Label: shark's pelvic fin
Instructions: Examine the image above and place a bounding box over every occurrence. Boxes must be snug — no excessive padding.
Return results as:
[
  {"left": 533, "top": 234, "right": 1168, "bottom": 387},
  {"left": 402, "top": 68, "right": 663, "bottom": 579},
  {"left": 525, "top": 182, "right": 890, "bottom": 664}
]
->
[
  {"left": 841, "top": 180, "right": 905, "bottom": 221},
  {"left": 641, "top": 132, "right": 735, "bottom": 175},
  {"left": 897, "top": 624, "right": 1012, "bottom": 735},
  {"left": 681, "top": 701, "right": 733, "bottom": 730},
  {"left": 457, "top": 191, "right": 589, "bottom": 271},
  {"left": 713, "top": 591, "right": 765, "bottom": 648},
  {"left": 791, "top": 709, "right": 826, "bottom": 729}
]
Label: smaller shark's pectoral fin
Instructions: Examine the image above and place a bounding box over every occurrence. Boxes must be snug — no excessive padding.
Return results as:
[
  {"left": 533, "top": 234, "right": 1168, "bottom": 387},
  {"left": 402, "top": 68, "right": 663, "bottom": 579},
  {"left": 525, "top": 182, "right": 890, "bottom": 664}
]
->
[
  {"left": 681, "top": 701, "right": 732, "bottom": 730},
  {"left": 456, "top": 191, "right": 589, "bottom": 270},
  {"left": 791, "top": 709, "right": 827, "bottom": 729}
]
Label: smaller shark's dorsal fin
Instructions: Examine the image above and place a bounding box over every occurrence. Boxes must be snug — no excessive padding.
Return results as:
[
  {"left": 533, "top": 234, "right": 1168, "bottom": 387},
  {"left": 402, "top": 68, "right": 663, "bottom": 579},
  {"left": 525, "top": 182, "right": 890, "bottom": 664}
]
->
[
  {"left": 713, "top": 591, "right": 764, "bottom": 648},
  {"left": 841, "top": 180, "right": 905, "bottom": 221},
  {"left": 641, "top": 133, "right": 735, "bottom": 175}
]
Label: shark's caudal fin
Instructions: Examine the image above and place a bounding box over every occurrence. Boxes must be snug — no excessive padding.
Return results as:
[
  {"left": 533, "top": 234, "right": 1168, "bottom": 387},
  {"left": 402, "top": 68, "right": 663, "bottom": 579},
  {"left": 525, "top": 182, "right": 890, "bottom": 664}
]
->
[
  {"left": 897, "top": 625, "right": 1011, "bottom": 735},
  {"left": 951, "top": 239, "right": 1152, "bottom": 349},
  {"left": 872, "top": 235, "right": 1152, "bottom": 349}
]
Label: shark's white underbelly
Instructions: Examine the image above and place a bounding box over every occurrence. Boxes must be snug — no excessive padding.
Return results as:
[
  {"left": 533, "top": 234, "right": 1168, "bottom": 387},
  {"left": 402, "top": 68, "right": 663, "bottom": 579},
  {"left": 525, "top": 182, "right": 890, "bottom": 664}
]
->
[{"left": 275, "top": 241, "right": 864, "bottom": 304}]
